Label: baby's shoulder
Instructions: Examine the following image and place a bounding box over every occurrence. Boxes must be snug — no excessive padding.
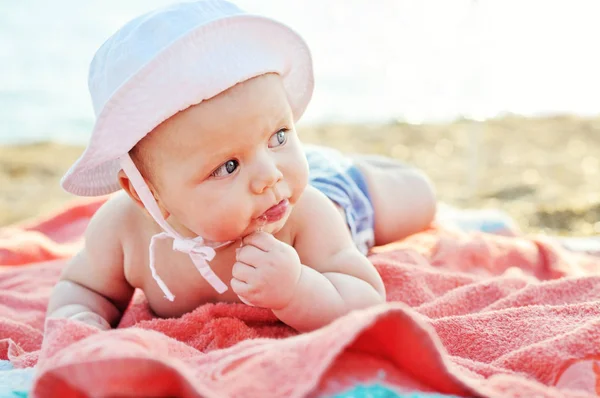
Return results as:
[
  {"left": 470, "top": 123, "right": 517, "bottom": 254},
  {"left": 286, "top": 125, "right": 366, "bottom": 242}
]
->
[
  {"left": 293, "top": 184, "right": 338, "bottom": 215},
  {"left": 85, "top": 191, "right": 140, "bottom": 244},
  {"left": 288, "top": 185, "right": 357, "bottom": 269},
  {"left": 288, "top": 185, "right": 342, "bottom": 236}
]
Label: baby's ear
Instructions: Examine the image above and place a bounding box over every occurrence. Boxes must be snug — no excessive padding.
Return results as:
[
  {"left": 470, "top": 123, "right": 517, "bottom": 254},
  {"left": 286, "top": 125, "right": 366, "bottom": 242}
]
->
[{"left": 117, "top": 169, "right": 170, "bottom": 219}]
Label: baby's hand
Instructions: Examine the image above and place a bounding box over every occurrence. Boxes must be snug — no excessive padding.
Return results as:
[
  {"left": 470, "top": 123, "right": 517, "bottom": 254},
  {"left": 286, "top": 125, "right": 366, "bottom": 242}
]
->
[
  {"left": 47, "top": 305, "right": 112, "bottom": 331},
  {"left": 231, "top": 232, "right": 302, "bottom": 309},
  {"left": 68, "top": 311, "right": 112, "bottom": 331}
]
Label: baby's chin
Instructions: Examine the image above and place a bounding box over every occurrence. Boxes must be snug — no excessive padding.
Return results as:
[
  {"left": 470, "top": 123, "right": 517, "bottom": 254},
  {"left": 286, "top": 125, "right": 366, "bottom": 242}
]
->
[
  {"left": 187, "top": 213, "right": 292, "bottom": 243},
  {"left": 251, "top": 222, "right": 283, "bottom": 236},
  {"left": 236, "top": 215, "right": 289, "bottom": 238},
  {"left": 179, "top": 226, "right": 238, "bottom": 245},
  {"left": 189, "top": 227, "right": 265, "bottom": 244},
  {"left": 253, "top": 214, "right": 291, "bottom": 236}
]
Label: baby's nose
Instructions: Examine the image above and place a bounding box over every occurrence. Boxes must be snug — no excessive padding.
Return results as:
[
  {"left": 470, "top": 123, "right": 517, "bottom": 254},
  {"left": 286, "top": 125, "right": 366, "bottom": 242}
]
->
[{"left": 250, "top": 156, "right": 283, "bottom": 194}]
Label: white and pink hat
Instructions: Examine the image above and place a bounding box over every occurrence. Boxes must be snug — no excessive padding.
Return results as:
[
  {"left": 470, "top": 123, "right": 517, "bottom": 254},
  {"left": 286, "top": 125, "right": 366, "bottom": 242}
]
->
[{"left": 60, "top": 0, "right": 314, "bottom": 301}]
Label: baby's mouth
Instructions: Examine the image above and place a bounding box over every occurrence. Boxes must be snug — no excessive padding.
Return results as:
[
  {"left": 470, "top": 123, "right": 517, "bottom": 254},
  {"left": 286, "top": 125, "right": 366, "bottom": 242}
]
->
[{"left": 258, "top": 199, "right": 289, "bottom": 224}]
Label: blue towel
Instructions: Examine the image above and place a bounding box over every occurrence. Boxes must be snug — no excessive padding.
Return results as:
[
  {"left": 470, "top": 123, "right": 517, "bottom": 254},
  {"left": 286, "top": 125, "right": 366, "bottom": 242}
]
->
[
  {"left": 0, "top": 361, "right": 34, "bottom": 398},
  {"left": 331, "top": 384, "right": 456, "bottom": 398}
]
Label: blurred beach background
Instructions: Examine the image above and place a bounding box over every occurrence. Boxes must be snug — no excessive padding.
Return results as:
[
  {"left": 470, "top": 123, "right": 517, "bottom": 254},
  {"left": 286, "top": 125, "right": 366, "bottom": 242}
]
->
[{"left": 1, "top": 0, "right": 598, "bottom": 236}]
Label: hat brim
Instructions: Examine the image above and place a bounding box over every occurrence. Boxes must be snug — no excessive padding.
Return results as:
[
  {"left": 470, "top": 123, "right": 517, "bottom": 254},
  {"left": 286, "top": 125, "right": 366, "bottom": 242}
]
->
[{"left": 61, "top": 14, "right": 314, "bottom": 197}]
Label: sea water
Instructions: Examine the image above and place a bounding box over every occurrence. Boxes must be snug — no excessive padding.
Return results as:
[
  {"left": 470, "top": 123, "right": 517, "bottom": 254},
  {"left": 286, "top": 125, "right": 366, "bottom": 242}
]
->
[{"left": 1, "top": 0, "right": 599, "bottom": 144}]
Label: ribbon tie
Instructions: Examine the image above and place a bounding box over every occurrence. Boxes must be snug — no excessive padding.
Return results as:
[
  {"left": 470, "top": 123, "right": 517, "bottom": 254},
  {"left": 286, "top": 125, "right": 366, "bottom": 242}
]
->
[
  {"left": 119, "top": 154, "right": 230, "bottom": 302},
  {"left": 149, "top": 232, "right": 228, "bottom": 301}
]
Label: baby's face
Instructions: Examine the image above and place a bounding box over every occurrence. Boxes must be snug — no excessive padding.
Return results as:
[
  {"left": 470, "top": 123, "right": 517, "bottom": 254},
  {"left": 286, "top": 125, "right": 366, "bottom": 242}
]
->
[{"left": 139, "top": 73, "right": 309, "bottom": 242}]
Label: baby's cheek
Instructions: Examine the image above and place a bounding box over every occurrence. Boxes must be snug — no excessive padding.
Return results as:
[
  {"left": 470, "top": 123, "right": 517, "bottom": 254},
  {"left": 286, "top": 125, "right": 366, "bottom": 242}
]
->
[
  {"left": 202, "top": 202, "right": 248, "bottom": 240},
  {"left": 290, "top": 157, "right": 309, "bottom": 199}
]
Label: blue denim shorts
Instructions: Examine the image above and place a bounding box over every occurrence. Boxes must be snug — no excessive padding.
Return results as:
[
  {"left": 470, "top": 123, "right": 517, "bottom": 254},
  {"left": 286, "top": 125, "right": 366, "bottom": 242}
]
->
[{"left": 304, "top": 145, "right": 375, "bottom": 254}]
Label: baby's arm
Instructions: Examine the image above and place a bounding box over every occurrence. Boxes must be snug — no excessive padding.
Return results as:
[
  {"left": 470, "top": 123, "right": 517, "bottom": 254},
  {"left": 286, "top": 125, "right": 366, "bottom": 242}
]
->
[
  {"left": 273, "top": 188, "right": 385, "bottom": 331},
  {"left": 46, "top": 202, "right": 134, "bottom": 330}
]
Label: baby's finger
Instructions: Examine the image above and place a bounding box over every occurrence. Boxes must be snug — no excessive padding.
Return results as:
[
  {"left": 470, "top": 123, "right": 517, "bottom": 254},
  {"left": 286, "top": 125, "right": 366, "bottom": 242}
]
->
[
  {"left": 231, "top": 261, "right": 255, "bottom": 283},
  {"left": 237, "top": 245, "right": 266, "bottom": 266},
  {"left": 237, "top": 295, "right": 256, "bottom": 307},
  {"left": 230, "top": 277, "right": 251, "bottom": 296},
  {"left": 242, "top": 231, "right": 277, "bottom": 251}
]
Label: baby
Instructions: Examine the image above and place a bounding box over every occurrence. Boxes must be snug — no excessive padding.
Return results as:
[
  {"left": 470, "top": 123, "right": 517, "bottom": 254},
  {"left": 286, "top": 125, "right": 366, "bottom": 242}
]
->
[{"left": 46, "top": 0, "right": 436, "bottom": 332}]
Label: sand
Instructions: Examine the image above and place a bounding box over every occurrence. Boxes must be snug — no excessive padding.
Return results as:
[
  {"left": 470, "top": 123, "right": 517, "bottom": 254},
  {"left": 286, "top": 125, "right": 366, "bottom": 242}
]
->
[{"left": 1, "top": 114, "right": 598, "bottom": 236}]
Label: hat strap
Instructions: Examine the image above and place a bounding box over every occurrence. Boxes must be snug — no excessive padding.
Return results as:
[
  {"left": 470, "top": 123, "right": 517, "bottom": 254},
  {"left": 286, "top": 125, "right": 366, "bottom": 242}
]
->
[
  {"left": 119, "top": 154, "right": 228, "bottom": 300},
  {"left": 119, "top": 155, "right": 180, "bottom": 238}
]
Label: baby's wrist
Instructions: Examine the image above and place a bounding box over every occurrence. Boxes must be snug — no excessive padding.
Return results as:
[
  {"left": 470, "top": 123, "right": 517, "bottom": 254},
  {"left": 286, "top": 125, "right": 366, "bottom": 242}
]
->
[
  {"left": 271, "top": 265, "right": 345, "bottom": 331},
  {"left": 274, "top": 263, "right": 306, "bottom": 311}
]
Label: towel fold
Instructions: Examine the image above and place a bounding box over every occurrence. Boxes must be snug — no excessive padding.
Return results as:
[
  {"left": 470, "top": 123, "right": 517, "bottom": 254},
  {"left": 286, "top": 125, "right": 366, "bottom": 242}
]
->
[{"left": 1, "top": 198, "right": 599, "bottom": 397}]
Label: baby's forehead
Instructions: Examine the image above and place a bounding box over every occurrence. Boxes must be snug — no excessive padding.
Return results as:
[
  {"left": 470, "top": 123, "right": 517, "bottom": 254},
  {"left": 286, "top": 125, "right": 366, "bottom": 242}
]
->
[{"left": 147, "top": 74, "right": 291, "bottom": 144}]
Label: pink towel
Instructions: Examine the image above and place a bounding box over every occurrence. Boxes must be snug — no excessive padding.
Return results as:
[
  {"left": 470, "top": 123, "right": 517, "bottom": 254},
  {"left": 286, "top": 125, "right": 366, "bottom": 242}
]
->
[{"left": 1, "top": 198, "right": 600, "bottom": 397}]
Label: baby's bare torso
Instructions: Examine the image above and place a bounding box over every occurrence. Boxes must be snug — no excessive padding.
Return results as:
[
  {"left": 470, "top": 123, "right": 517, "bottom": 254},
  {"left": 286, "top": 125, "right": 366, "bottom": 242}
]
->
[
  {"left": 47, "top": 183, "right": 387, "bottom": 332},
  {"left": 114, "top": 192, "right": 297, "bottom": 318}
]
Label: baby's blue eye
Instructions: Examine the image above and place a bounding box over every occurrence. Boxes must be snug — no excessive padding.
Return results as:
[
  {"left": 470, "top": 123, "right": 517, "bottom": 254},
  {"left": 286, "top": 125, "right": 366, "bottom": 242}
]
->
[
  {"left": 211, "top": 159, "right": 239, "bottom": 178},
  {"left": 268, "top": 129, "right": 288, "bottom": 148}
]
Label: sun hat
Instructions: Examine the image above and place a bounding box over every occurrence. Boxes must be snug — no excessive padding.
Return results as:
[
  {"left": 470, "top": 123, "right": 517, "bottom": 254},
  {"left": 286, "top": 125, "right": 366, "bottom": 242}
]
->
[
  {"left": 61, "top": 0, "right": 313, "bottom": 197},
  {"left": 60, "top": 0, "right": 314, "bottom": 301}
]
